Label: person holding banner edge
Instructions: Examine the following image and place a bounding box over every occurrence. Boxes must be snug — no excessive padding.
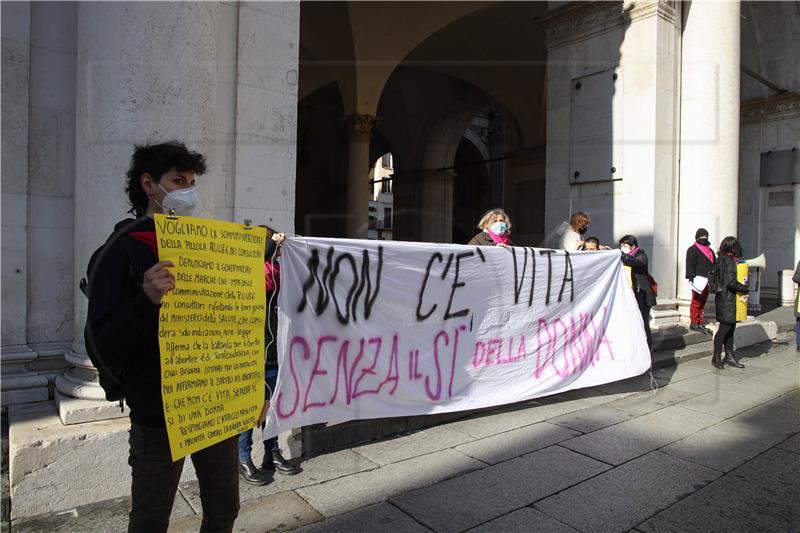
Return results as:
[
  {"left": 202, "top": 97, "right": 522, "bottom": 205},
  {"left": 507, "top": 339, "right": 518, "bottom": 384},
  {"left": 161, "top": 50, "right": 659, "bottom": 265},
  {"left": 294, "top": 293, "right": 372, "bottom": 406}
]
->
[
  {"left": 712, "top": 236, "right": 749, "bottom": 369},
  {"left": 468, "top": 208, "right": 513, "bottom": 247},
  {"left": 238, "top": 228, "right": 300, "bottom": 485},
  {"left": 618, "top": 235, "right": 655, "bottom": 350},
  {"left": 86, "top": 142, "right": 240, "bottom": 532}
]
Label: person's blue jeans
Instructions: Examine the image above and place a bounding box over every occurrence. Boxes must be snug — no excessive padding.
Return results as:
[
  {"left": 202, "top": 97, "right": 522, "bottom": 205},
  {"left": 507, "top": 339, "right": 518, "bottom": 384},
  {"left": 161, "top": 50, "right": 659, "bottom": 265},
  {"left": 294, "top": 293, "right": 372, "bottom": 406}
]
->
[
  {"left": 238, "top": 373, "right": 278, "bottom": 463},
  {"left": 795, "top": 318, "right": 799, "bottom": 348}
]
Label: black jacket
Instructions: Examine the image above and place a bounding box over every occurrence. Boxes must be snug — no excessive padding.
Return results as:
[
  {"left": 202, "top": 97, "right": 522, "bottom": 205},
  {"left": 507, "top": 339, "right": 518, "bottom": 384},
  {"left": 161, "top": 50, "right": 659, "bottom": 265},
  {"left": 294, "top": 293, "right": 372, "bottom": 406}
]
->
[
  {"left": 468, "top": 232, "right": 513, "bottom": 247},
  {"left": 714, "top": 254, "right": 749, "bottom": 324},
  {"left": 685, "top": 243, "right": 716, "bottom": 279},
  {"left": 86, "top": 218, "right": 163, "bottom": 427},
  {"left": 793, "top": 260, "right": 800, "bottom": 319},
  {"left": 620, "top": 248, "right": 656, "bottom": 307}
]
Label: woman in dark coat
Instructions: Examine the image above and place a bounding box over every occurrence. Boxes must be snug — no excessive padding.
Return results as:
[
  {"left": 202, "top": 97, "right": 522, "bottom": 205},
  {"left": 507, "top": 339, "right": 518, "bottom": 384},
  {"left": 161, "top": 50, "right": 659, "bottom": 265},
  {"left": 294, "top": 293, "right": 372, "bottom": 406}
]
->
[
  {"left": 619, "top": 235, "right": 656, "bottom": 349},
  {"left": 468, "top": 208, "right": 513, "bottom": 247},
  {"left": 712, "top": 236, "right": 749, "bottom": 369}
]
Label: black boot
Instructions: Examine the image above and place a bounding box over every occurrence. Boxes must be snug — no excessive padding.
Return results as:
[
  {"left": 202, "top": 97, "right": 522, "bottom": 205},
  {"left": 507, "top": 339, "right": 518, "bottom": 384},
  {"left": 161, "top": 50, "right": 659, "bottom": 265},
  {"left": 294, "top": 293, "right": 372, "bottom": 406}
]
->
[
  {"left": 711, "top": 351, "right": 724, "bottom": 369},
  {"left": 263, "top": 450, "right": 300, "bottom": 476},
  {"left": 689, "top": 323, "right": 704, "bottom": 333},
  {"left": 723, "top": 350, "right": 745, "bottom": 369},
  {"left": 239, "top": 459, "right": 270, "bottom": 485}
]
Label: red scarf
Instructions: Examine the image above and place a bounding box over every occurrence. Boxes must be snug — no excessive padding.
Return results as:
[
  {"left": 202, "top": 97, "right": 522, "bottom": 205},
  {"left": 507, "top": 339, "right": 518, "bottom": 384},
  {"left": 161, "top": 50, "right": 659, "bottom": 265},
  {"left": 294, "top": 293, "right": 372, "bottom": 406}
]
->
[
  {"left": 130, "top": 231, "right": 158, "bottom": 255},
  {"left": 486, "top": 230, "right": 510, "bottom": 246},
  {"left": 694, "top": 241, "right": 714, "bottom": 263},
  {"left": 264, "top": 261, "right": 281, "bottom": 293}
]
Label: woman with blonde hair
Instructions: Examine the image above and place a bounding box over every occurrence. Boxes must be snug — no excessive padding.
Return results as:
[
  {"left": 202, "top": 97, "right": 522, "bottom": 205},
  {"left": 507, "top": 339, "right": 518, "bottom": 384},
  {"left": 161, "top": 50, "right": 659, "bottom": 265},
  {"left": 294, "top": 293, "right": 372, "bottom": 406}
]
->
[
  {"left": 560, "top": 211, "right": 591, "bottom": 250},
  {"left": 468, "top": 208, "right": 513, "bottom": 248}
]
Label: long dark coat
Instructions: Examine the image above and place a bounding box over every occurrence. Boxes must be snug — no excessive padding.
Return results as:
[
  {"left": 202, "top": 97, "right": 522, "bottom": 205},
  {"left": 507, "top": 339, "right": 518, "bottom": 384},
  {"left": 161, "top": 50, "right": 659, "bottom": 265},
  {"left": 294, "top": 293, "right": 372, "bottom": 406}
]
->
[{"left": 714, "top": 254, "right": 749, "bottom": 324}]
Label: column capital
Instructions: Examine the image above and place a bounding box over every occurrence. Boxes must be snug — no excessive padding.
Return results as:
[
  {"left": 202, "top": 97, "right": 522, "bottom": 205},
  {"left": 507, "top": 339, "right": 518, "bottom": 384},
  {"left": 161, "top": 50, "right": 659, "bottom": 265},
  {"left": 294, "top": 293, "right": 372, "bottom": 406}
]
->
[{"left": 345, "top": 114, "right": 379, "bottom": 142}]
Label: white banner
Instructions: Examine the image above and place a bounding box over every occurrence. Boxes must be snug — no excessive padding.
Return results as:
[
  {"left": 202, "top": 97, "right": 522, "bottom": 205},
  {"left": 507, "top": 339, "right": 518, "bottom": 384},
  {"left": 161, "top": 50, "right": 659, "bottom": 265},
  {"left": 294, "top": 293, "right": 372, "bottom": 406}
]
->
[{"left": 263, "top": 238, "right": 650, "bottom": 438}]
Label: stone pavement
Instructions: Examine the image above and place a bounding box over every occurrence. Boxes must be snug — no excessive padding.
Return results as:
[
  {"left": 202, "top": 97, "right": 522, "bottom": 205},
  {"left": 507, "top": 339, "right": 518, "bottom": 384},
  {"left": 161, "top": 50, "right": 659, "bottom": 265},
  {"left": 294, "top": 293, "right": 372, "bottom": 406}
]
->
[{"left": 7, "top": 334, "right": 799, "bottom": 533}]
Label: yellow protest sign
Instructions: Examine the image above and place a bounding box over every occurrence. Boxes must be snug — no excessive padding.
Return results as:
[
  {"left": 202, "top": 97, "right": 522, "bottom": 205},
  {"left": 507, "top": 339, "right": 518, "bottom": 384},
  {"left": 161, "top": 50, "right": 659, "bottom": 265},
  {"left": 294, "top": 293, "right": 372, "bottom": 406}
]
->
[
  {"left": 623, "top": 265, "right": 633, "bottom": 287},
  {"left": 736, "top": 262, "right": 748, "bottom": 322},
  {"left": 154, "top": 214, "right": 266, "bottom": 460}
]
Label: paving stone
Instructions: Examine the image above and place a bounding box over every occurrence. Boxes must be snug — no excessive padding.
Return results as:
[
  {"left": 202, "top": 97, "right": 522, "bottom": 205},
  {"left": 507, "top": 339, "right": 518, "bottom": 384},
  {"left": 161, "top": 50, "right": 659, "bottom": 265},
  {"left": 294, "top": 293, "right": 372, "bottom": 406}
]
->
[
  {"left": 638, "top": 448, "right": 800, "bottom": 533},
  {"left": 650, "top": 364, "right": 711, "bottom": 385},
  {"left": 683, "top": 359, "right": 772, "bottom": 380},
  {"left": 777, "top": 433, "right": 800, "bottom": 455},
  {"left": 606, "top": 387, "right": 697, "bottom": 416},
  {"left": 180, "top": 448, "right": 379, "bottom": 508},
  {"left": 10, "top": 493, "right": 193, "bottom": 533},
  {"left": 467, "top": 507, "right": 578, "bottom": 533},
  {"left": 296, "top": 449, "right": 485, "bottom": 517},
  {"left": 353, "top": 426, "right": 474, "bottom": 466},
  {"left": 662, "top": 372, "right": 743, "bottom": 395},
  {"left": 679, "top": 381, "right": 787, "bottom": 419},
  {"left": 535, "top": 451, "right": 720, "bottom": 532},
  {"left": 590, "top": 374, "right": 659, "bottom": 395},
  {"left": 294, "top": 502, "right": 430, "bottom": 533},
  {"left": 560, "top": 406, "right": 723, "bottom": 465},
  {"left": 548, "top": 405, "right": 640, "bottom": 433},
  {"left": 391, "top": 445, "right": 610, "bottom": 533},
  {"left": 455, "top": 422, "right": 579, "bottom": 465},
  {"left": 446, "top": 390, "right": 621, "bottom": 439},
  {"left": 168, "top": 491, "right": 322, "bottom": 533},
  {"left": 660, "top": 411, "right": 794, "bottom": 473},
  {"left": 745, "top": 368, "right": 800, "bottom": 389}
]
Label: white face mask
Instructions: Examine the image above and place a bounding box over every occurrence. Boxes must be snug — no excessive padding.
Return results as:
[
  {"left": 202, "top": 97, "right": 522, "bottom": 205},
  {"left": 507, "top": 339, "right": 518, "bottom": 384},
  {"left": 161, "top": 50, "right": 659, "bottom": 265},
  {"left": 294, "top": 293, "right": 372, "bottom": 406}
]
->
[
  {"left": 490, "top": 221, "right": 507, "bottom": 235},
  {"left": 156, "top": 183, "right": 198, "bottom": 216},
  {"left": 621, "top": 245, "right": 632, "bottom": 254}
]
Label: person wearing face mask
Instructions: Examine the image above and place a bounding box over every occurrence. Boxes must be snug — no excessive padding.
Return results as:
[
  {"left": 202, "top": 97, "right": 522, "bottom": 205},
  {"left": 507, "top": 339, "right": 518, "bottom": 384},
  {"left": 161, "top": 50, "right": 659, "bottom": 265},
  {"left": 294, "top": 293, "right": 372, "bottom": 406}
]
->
[
  {"left": 468, "top": 208, "right": 513, "bottom": 248},
  {"left": 712, "top": 236, "right": 749, "bottom": 369},
  {"left": 619, "top": 235, "right": 655, "bottom": 350},
  {"left": 559, "top": 211, "right": 591, "bottom": 251},
  {"left": 685, "top": 228, "right": 715, "bottom": 334},
  {"left": 85, "top": 142, "right": 241, "bottom": 532}
]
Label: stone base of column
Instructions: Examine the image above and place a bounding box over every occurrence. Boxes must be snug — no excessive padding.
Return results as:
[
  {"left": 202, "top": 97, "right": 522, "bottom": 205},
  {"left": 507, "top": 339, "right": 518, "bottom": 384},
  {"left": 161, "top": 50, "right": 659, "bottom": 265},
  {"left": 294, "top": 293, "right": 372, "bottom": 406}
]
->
[
  {"left": 54, "top": 389, "right": 127, "bottom": 425},
  {"left": 54, "top": 350, "right": 126, "bottom": 424}
]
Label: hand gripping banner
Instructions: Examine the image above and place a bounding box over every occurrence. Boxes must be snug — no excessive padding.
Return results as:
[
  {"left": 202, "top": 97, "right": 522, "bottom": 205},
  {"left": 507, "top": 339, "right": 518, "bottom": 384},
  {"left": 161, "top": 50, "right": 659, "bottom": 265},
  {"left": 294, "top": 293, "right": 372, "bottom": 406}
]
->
[{"left": 263, "top": 238, "right": 650, "bottom": 439}]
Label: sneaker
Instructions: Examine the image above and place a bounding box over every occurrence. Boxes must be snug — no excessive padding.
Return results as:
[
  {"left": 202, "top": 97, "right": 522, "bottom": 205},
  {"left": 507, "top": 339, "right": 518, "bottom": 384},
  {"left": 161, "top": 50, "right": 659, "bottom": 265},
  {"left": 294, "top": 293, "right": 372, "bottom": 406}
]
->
[
  {"left": 689, "top": 323, "right": 703, "bottom": 332},
  {"left": 263, "top": 450, "right": 300, "bottom": 476}
]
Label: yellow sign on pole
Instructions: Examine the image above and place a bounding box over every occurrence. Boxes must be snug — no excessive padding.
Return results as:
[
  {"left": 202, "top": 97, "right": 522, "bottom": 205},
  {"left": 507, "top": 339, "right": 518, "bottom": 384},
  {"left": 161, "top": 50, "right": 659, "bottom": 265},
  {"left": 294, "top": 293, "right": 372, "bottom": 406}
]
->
[
  {"left": 154, "top": 214, "right": 267, "bottom": 460},
  {"left": 736, "top": 262, "right": 748, "bottom": 322}
]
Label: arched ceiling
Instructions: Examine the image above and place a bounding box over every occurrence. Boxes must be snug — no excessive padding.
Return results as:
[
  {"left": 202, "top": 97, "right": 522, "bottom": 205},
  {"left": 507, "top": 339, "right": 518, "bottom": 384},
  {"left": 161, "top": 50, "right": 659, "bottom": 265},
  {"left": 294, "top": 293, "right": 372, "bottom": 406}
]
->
[{"left": 398, "top": 1, "right": 548, "bottom": 148}]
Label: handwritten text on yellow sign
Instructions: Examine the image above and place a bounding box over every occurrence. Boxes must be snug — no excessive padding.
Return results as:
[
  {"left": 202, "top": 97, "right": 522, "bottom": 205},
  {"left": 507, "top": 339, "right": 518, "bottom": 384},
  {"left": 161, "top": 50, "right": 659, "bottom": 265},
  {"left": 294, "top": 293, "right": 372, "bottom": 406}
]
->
[{"left": 155, "top": 214, "right": 266, "bottom": 460}]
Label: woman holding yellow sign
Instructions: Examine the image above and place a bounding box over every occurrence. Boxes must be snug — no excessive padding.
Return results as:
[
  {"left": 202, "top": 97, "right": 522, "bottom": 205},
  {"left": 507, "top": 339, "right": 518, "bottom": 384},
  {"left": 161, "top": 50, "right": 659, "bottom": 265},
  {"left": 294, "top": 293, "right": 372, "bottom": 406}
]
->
[{"left": 711, "top": 236, "right": 750, "bottom": 369}]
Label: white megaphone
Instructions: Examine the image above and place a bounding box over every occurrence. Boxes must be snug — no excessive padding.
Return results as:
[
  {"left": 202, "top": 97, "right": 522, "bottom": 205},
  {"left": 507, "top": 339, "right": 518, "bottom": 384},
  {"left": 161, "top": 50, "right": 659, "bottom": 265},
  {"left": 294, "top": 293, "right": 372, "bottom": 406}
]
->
[{"left": 742, "top": 253, "right": 766, "bottom": 311}]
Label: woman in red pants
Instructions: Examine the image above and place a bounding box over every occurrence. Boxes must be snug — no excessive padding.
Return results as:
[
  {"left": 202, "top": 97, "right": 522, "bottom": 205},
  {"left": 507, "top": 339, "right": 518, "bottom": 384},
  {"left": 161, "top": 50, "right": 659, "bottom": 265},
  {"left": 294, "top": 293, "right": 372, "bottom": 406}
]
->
[{"left": 685, "top": 228, "right": 715, "bottom": 334}]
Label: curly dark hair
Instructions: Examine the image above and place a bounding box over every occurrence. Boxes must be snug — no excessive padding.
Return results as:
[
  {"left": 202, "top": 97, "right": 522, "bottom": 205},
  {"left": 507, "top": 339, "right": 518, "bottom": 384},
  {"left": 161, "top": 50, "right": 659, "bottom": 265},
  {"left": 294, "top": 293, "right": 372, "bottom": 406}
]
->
[
  {"left": 718, "top": 236, "right": 743, "bottom": 257},
  {"left": 125, "top": 141, "right": 207, "bottom": 217}
]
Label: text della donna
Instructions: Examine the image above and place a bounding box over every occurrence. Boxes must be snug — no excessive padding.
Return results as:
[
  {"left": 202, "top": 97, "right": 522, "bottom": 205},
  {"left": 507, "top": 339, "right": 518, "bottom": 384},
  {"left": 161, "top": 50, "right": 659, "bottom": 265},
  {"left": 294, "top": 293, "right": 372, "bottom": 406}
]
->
[{"left": 274, "top": 308, "right": 615, "bottom": 419}]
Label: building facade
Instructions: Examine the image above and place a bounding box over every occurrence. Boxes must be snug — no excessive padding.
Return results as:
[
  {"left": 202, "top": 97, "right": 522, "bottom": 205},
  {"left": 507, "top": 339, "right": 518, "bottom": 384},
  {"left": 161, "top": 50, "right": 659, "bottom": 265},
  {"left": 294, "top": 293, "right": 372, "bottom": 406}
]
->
[{"left": 1, "top": 0, "right": 799, "bottom": 514}]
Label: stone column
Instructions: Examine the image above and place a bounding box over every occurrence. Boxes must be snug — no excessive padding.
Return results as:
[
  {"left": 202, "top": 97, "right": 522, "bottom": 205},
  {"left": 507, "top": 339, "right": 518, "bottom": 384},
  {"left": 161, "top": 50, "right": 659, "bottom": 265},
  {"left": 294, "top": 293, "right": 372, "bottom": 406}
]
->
[
  {"left": 345, "top": 114, "right": 378, "bottom": 238},
  {"left": 677, "top": 0, "right": 741, "bottom": 309},
  {"left": 420, "top": 170, "right": 455, "bottom": 243},
  {"left": 56, "top": 2, "right": 218, "bottom": 424}
]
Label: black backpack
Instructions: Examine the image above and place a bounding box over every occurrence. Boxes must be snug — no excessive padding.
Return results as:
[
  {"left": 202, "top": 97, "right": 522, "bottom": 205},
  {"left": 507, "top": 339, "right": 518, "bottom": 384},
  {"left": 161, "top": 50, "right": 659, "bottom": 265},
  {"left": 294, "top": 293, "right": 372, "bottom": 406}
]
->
[{"left": 81, "top": 221, "right": 155, "bottom": 403}]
